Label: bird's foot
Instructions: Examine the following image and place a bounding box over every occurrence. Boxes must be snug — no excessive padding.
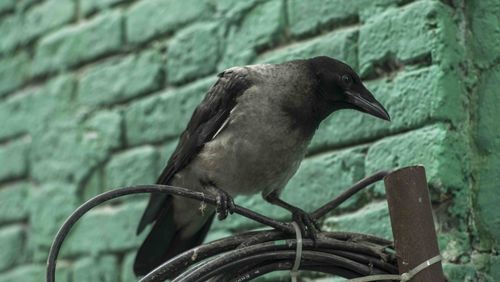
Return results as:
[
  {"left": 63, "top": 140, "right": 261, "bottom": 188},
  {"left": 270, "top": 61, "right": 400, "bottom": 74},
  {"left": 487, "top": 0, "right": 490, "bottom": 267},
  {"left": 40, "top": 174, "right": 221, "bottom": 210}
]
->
[
  {"left": 213, "top": 188, "right": 235, "bottom": 220},
  {"left": 291, "top": 208, "right": 321, "bottom": 241}
]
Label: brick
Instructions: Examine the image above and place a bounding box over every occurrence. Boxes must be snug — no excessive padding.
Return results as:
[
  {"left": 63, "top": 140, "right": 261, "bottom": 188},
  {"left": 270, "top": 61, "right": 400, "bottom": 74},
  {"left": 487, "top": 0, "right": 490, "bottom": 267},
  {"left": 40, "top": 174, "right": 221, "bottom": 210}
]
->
[
  {"left": 27, "top": 183, "right": 78, "bottom": 261},
  {"left": 475, "top": 66, "right": 500, "bottom": 247},
  {"left": 105, "top": 146, "right": 159, "bottom": 189},
  {"left": 120, "top": 252, "right": 136, "bottom": 282},
  {"left": 0, "top": 15, "right": 23, "bottom": 53},
  {"left": 0, "top": 75, "right": 75, "bottom": 140},
  {"left": 17, "top": 0, "right": 41, "bottom": 11},
  {"left": 309, "top": 66, "right": 466, "bottom": 152},
  {"left": 167, "top": 23, "right": 220, "bottom": 84},
  {"left": 220, "top": 0, "right": 285, "bottom": 69},
  {"left": 489, "top": 255, "right": 500, "bottom": 280},
  {"left": 0, "top": 182, "right": 30, "bottom": 224},
  {"left": 0, "top": 137, "right": 30, "bottom": 181},
  {"left": 282, "top": 147, "right": 366, "bottom": 213},
  {"left": 476, "top": 66, "right": 500, "bottom": 153},
  {"left": 54, "top": 262, "right": 72, "bottom": 282},
  {"left": 125, "top": 77, "right": 215, "bottom": 145},
  {"left": 477, "top": 171, "right": 498, "bottom": 250},
  {"left": 288, "top": 0, "right": 403, "bottom": 37},
  {"left": 80, "top": 167, "right": 103, "bottom": 201},
  {"left": 323, "top": 201, "right": 392, "bottom": 239},
  {"left": 0, "top": 0, "right": 15, "bottom": 13},
  {"left": 211, "top": 0, "right": 260, "bottom": 21},
  {"left": 439, "top": 230, "right": 470, "bottom": 262},
  {"left": 84, "top": 110, "right": 123, "bottom": 151},
  {"left": 30, "top": 110, "right": 121, "bottom": 184},
  {"left": 126, "top": 0, "right": 210, "bottom": 44},
  {"left": 471, "top": 253, "right": 492, "bottom": 275},
  {"left": 365, "top": 124, "right": 467, "bottom": 193},
  {"left": 0, "top": 265, "right": 44, "bottom": 282},
  {"left": 469, "top": 1, "right": 500, "bottom": 67},
  {"left": 73, "top": 256, "right": 118, "bottom": 282},
  {"left": 212, "top": 147, "right": 367, "bottom": 231},
  {"left": 359, "top": 1, "right": 455, "bottom": 75},
  {"left": 259, "top": 28, "right": 358, "bottom": 69},
  {"left": 29, "top": 120, "right": 84, "bottom": 183},
  {"left": 81, "top": 0, "right": 128, "bottom": 17},
  {"left": 0, "top": 225, "right": 24, "bottom": 271},
  {"left": 0, "top": 51, "right": 30, "bottom": 97},
  {"left": 442, "top": 263, "right": 478, "bottom": 281},
  {"left": 23, "top": 0, "right": 75, "bottom": 42},
  {"left": 233, "top": 0, "right": 285, "bottom": 49},
  {"left": 61, "top": 202, "right": 147, "bottom": 256},
  {"left": 78, "top": 49, "right": 163, "bottom": 107},
  {"left": 0, "top": 89, "right": 38, "bottom": 140},
  {"left": 32, "top": 11, "right": 122, "bottom": 75},
  {"left": 288, "top": 0, "right": 355, "bottom": 37}
]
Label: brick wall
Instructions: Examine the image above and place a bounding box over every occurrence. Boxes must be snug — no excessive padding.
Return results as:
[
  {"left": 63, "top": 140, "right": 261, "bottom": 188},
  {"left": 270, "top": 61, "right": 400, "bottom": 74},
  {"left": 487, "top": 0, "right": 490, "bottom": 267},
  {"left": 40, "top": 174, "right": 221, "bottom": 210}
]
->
[{"left": 0, "top": 0, "right": 498, "bottom": 281}]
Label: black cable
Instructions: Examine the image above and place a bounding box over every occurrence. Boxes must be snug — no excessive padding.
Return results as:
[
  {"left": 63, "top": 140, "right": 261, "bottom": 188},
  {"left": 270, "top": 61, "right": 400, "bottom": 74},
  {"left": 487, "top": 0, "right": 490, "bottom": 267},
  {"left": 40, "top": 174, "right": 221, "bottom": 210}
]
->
[
  {"left": 327, "top": 250, "right": 398, "bottom": 274},
  {"left": 191, "top": 250, "right": 390, "bottom": 282},
  {"left": 46, "top": 171, "right": 394, "bottom": 282},
  {"left": 143, "top": 234, "right": 396, "bottom": 282},
  {"left": 311, "top": 170, "right": 390, "bottom": 219},
  {"left": 137, "top": 230, "right": 288, "bottom": 280},
  {"left": 145, "top": 230, "right": 394, "bottom": 281},
  {"left": 228, "top": 262, "right": 361, "bottom": 282},
  {"left": 46, "top": 185, "right": 292, "bottom": 282}
]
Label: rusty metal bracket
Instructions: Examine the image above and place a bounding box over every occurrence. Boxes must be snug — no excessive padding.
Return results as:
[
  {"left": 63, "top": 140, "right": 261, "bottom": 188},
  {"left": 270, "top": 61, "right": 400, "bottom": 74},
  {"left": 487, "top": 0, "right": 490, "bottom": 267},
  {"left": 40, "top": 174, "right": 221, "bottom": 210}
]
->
[{"left": 384, "top": 166, "right": 445, "bottom": 282}]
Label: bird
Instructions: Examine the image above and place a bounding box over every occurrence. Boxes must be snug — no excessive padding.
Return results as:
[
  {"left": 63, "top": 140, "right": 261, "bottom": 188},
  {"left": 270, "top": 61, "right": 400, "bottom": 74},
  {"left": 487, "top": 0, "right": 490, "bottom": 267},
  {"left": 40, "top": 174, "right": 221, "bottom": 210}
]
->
[{"left": 133, "top": 56, "right": 390, "bottom": 276}]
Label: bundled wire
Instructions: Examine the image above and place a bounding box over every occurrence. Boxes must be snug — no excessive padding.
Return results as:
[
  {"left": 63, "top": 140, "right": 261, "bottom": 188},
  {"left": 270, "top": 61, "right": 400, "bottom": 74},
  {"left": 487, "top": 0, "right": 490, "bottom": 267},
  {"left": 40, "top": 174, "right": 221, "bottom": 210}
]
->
[
  {"left": 46, "top": 171, "right": 396, "bottom": 282},
  {"left": 142, "top": 231, "right": 397, "bottom": 282}
]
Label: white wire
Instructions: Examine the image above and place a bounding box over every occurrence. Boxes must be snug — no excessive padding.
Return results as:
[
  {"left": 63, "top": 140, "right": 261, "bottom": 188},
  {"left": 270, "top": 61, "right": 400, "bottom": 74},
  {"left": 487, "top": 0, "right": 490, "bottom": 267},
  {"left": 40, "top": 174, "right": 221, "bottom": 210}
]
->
[
  {"left": 347, "top": 255, "right": 442, "bottom": 282},
  {"left": 290, "top": 222, "right": 303, "bottom": 282}
]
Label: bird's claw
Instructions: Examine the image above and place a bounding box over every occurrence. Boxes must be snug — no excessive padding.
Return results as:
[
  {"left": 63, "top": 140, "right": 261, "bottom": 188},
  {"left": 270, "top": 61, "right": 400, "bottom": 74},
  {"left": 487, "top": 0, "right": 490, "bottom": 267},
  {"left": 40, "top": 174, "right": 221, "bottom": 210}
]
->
[
  {"left": 291, "top": 208, "right": 321, "bottom": 242},
  {"left": 214, "top": 189, "right": 235, "bottom": 220}
]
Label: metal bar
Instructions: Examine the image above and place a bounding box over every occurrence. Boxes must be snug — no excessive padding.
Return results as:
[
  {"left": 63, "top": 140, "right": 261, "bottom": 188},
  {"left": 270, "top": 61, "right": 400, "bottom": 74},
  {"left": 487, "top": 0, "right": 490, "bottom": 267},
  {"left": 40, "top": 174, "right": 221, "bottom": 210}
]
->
[{"left": 384, "top": 166, "right": 445, "bottom": 281}]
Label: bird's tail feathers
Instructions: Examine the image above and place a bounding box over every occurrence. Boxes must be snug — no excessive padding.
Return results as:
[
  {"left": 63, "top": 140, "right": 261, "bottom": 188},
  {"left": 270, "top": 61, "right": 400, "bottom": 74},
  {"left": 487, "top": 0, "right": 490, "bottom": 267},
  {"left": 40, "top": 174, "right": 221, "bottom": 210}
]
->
[
  {"left": 133, "top": 210, "right": 215, "bottom": 277},
  {"left": 136, "top": 194, "right": 170, "bottom": 235},
  {"left": 133, "top": 206, "right": 176, "bottom": 276}
]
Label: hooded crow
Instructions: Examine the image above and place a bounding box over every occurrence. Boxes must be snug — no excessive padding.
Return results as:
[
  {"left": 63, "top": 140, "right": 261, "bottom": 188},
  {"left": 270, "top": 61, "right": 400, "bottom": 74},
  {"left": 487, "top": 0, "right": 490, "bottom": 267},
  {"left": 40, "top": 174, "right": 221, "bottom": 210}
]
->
[{"left": 133, "top": 56, "right": 390, "bottom": 276}]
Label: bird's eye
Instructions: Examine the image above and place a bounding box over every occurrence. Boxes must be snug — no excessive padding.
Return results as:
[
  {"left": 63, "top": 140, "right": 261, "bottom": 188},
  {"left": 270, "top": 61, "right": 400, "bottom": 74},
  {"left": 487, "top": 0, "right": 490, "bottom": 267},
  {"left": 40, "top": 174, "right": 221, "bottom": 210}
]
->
[{"left": 342, "top": 74, "right": 352, "bottom": 85}]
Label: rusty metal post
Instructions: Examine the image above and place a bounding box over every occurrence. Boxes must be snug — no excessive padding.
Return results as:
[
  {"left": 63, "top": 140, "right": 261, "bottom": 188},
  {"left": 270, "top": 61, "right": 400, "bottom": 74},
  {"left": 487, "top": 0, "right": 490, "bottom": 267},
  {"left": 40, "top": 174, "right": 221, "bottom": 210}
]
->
[{"left": 384, "top": 166, "right": 445, "bottom": 281}]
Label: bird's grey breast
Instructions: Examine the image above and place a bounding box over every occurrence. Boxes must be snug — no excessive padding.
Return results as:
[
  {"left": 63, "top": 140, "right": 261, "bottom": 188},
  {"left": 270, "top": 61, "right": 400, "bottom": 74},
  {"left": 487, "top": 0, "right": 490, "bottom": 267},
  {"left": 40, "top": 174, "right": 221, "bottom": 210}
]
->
[{"left": 188, "top": 64, "right": 314, "bottom": 197}]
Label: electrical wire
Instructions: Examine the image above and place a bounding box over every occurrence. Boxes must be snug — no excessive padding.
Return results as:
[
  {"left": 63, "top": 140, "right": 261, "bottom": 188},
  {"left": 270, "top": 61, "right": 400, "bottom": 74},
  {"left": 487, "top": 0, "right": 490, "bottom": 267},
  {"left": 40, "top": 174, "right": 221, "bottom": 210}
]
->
[{"left": 46, "top": 171, "right": 394, "bottom": 282}]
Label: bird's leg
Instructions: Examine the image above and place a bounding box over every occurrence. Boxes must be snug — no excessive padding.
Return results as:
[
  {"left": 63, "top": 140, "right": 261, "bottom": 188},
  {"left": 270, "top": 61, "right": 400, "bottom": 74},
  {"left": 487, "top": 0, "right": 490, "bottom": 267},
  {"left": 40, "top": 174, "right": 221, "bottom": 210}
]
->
[
  {"left": 208, "top": 186, "right": 235, "bottom": 220},
  {"left": 264, "top": 191, "right": 321, "bottom": 239}
]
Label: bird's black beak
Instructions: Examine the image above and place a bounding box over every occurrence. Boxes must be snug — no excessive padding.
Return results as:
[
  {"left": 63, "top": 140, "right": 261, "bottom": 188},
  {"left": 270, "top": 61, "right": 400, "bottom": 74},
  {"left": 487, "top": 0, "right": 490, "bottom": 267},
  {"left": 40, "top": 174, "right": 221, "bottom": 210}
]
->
[{"left": 345, "top": 89, "right": 390, "bottom": 121}]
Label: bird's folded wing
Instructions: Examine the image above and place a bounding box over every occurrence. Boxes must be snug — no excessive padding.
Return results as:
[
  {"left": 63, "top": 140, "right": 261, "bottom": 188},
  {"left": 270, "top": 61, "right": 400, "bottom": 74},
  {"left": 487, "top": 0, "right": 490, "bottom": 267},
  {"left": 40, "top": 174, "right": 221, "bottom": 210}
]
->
[{"left": 136, "top": 69, "right": 252, "bottom": 234}]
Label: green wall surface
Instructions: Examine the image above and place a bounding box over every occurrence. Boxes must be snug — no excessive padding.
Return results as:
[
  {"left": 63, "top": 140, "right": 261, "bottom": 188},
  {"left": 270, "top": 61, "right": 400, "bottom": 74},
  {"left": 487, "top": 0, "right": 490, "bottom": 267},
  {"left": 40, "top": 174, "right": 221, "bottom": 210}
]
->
[{"left": 0, "top": 0, "right": 499, "bottom": 281}]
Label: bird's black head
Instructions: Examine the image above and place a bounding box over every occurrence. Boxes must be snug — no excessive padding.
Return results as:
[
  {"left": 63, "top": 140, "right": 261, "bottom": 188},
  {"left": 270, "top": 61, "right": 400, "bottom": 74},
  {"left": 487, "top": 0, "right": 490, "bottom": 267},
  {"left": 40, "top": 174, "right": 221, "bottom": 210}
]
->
[{"left": 308, "top": 56, "right": 390, "bottom": 121}]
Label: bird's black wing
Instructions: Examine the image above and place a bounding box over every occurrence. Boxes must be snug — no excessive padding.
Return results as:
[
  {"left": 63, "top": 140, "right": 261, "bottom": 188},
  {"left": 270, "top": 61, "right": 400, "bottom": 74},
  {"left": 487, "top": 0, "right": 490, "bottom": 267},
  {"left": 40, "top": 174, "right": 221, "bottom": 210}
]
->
[{"left": 136, "top": 69, "right": 251, "bottom": 234}]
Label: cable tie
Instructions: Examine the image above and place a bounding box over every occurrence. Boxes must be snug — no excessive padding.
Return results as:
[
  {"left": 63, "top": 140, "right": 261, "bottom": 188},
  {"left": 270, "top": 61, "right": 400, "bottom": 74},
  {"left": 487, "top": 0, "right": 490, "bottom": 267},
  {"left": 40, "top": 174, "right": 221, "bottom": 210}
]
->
[
  {"left": 290, "top": 222, "right": 303, "bottom": 282},
  {"left": 346, "top": 255, "right": 442, "bottom": 282}
]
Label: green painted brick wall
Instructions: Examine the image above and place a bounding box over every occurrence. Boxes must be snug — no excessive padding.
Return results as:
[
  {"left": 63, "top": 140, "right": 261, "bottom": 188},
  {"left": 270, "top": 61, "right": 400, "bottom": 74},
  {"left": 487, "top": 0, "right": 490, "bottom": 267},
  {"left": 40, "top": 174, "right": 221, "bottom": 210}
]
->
[{"left": 0, "top": 0, "right": 498, "bottom": 281}]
